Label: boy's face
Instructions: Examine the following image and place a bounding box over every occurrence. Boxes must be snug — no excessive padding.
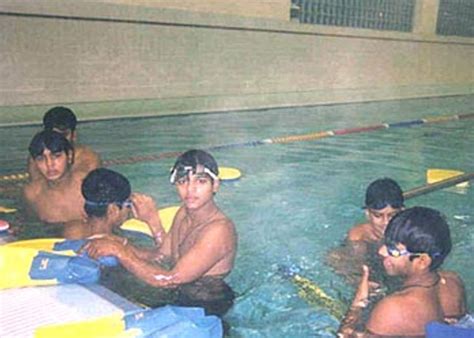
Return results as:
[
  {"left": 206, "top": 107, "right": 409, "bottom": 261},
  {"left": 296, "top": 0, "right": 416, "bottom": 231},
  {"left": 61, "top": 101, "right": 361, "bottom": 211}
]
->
[
  {"left": 366, "top": 205, "right": 401, "bottom": 230},
  {"left": 35, "top": 148, "right": 71, "bottom": 181},
  {"left": 175, "top": 165, "right": 219, "bottom": 210}
]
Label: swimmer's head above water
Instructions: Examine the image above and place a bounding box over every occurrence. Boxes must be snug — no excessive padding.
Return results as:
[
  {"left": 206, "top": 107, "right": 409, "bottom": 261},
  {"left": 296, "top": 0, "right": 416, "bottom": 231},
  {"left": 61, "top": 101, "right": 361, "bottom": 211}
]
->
[
  {"left": 43, "top": 106, "right": 77, "bottom": 133},
  {"left": 169, "top": 149, "right": 219, "bottom": 184},
  {"left": 28, "top": 130, "right": 74, "bottom": 159},
  {"left": 364, "top": 177, "right": 404, "bottom": 210},
  {"left": 82, "top": 168, "right": 131, "bottom": 218},
  {"left": 383, "top": 206, "right": 451, "bottom": 271}
]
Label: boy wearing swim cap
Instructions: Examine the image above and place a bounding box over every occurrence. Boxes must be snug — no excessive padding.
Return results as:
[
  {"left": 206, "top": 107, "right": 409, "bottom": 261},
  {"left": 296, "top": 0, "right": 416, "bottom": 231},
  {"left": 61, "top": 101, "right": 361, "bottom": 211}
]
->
[
  {"left": 338, "top": 207, "right": 467, "bottom": 337},
  {"left": 27, "top": 106, "right": 101, "bottom": 181},
  {"left": 84, "top": 149, "right": 237, "bottom": 317},
  {"left": 65, "top": 168, "right": 133, "bottom": 239},
  {"left": 23, "top": 130, "right": 87, "bottom": 234}
]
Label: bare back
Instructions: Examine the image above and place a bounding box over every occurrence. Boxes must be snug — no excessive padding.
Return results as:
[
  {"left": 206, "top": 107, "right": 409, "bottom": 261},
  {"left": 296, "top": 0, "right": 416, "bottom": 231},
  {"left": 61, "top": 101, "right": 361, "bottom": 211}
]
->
[{"left": 367, "top": 285, "right": 444, "bottom": 336}]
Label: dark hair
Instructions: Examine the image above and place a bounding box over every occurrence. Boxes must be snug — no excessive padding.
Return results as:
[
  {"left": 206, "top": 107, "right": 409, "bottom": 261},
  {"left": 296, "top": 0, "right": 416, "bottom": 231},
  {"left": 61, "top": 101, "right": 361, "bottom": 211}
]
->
[
  {"left": 170, "top": 149, "right": 219, "bottom": 183},
  {"left": 82, "top": 168, "right": 131, "bottom": 218},
  {"left": 365, "top": 177, "right": 404, "bottom": 210},
  {"left": 28, "top": 130, "right": 73, "bottom": 159},
  {"left": 43, "top": 106, "right": 77, "bottom": 132},
  {"left": 384, "top": 207, "right": 451, "bottom": 270}
]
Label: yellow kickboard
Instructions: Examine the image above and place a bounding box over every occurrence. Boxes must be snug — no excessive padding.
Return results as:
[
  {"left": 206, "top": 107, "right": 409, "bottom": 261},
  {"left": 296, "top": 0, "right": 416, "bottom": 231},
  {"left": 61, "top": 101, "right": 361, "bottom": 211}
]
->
[
  {"left": 34, "top": 312, "right": 130, "bottom": 338},
  {"left": 427, "top": 169, "right": 469, "bottom": 188},
  {"left": 219, "top": 167, "right": 242, "bottom": 181},
  {"left": 5, "top": 238, "right": 77, "bottom": 257},
  {"left": 121, "top": 206, "right": 179, "bottom": 236},
  {"left": 0, "top": 246, "right": 58, "bottom": 289}
]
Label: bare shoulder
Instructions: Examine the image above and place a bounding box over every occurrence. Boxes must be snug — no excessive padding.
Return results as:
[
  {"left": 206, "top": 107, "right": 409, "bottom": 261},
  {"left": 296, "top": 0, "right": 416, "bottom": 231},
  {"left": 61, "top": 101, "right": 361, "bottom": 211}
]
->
[
  {"left": 438, "top": 270, "right": 468, "bottom": 318},
  {"left": 22, "top": 180, "right": 42, "bottom": 200},
  {"left": 439, "top": 270, "right": 464, "bottom": 286},
  {"left": 348, "top": 223, "right": 369, "bottom": 241},
  {"left": 207, "top": 212, "right": 236, "bottom": 235},
  {"left": 366, "top": 292, "right": 419, "bottom": 335},
  {"left": 75, "top": 144, "right": 101, "bottom": 169}
]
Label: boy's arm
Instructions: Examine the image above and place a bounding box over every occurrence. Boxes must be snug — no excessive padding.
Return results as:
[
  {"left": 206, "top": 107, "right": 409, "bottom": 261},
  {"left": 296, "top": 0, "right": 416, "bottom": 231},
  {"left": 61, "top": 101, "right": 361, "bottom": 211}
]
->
[{"left": 85, "top": 221, "right": 233, "bottom": 288}]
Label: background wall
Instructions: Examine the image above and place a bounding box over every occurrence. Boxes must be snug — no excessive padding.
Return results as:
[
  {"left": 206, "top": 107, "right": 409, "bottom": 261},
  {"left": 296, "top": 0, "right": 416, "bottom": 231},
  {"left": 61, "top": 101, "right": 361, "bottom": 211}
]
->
[{"left": 0, "top": 0, "right": 473, "bottom": 125}]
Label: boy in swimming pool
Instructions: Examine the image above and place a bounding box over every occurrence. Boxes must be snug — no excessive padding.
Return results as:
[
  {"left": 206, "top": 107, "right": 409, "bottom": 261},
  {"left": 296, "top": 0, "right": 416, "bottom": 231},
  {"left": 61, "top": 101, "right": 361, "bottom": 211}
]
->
[
  {"left": 348, "top": 178, "right": 404, "bottom": 250},
  {"left": 64, "top": 168, "right": 133, "bottom": 239},
  {"left": 27, "top": 106, "right": 101, "bottom": 181},
  {"left": 84, "top": 149, "right": 237, "bottom": 316},
  {"left": 338, "top": 207, "right": 467, "bottom": 337},
  {"left": 327, "top": 178, "right": 405, "bottom": 285},
  {"left": 23, "top": 130, "right": 88, "bottom": 236}
]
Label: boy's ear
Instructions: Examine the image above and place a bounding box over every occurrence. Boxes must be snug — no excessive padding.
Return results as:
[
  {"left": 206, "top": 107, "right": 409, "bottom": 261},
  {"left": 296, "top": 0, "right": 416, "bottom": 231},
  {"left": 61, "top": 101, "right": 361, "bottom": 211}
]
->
[
  {"left": 414, "top": 253, "right": 432, "bottom": 271},
  {"left": 106, "top": 204, "right": 119, "bottom": 219},
  {"left": 67, "top": 150, "right": 74, "bottom": 165},
  {"left": 70, "top": 130, "right": 77, "bottom": 142},
  {"left": 212, "top": 178, "right": 220, "bottom": 194}
]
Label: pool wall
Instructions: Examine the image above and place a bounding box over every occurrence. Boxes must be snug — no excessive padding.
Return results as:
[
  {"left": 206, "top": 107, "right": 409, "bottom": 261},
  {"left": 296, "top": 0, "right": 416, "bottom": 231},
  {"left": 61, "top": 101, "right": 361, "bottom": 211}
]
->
[{"left": 0, "top": 0, "right": 473, "bottom": 125}]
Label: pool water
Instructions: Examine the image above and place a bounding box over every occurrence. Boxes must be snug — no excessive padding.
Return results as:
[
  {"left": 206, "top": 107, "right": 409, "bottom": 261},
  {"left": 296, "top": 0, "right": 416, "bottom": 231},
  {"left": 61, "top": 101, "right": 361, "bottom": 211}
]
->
[{"left": 1, "top": 95, "right": 473, "bottom": 337}]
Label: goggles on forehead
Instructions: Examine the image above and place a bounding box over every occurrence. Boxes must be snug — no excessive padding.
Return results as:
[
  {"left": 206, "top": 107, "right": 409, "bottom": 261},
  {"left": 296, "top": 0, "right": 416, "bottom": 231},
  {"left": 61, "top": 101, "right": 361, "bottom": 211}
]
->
[
  {"left": 169, "top": 165, "right": 218, "bottom": 184},
  {"left": 385, "top": 241, "right": 441, "bottom": 259}
]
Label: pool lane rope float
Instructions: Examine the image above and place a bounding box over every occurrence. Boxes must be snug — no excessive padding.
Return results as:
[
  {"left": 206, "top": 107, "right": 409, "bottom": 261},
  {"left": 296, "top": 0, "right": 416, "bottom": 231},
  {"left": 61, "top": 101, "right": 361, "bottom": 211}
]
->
[
  {"left": 403, "top": 171, "right": 474, "bottom": 200},
  {"left": 278, "top": 264, "right": 346, "bottom": 320},
  {"left": 1, "top": 112, "right": 473, "bottom": 183}
]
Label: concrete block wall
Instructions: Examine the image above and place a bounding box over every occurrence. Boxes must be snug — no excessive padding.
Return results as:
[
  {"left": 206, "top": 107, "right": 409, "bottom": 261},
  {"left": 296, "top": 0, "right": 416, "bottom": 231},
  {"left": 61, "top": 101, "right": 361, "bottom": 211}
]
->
[{"left": 0, "top": 0, "right": 473, "bottom": 125}]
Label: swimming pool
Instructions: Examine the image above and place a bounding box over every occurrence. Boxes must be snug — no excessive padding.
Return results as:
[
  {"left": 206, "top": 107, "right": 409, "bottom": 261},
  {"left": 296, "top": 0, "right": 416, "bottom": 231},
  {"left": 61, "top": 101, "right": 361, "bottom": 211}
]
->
[{"left": 1, "top": 95, "right": 473, "bottom": 337}]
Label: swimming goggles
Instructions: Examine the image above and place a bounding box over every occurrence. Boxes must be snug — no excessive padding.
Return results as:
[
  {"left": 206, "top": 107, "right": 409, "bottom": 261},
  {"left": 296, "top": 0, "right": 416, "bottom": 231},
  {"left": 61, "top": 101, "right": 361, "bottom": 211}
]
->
[
  {"left": 169, "top": 165, "right": 218, "bottom": 184},
  {"left": 385, "top": 242, "right": 441, "bottom": 259},
  {"left": 85, "top": 198, "right": 132, "bottom": 208}
]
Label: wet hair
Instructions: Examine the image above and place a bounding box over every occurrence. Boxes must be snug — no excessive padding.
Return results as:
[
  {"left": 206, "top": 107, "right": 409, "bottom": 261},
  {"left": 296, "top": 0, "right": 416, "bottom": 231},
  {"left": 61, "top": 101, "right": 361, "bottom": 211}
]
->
[
  {"left": 82, "top": 168, "right": 131, "bottom": 218},
  {"left": 169, "top": 149, "right": 219, "bottom": 184},
  {"left": 43, "top": 106, "right": 77, "bottom": 132},
  {"left": 365, "top": 177, "right": 404, "bottom": 210},
  {"left": 384, "top": 207, "right": 451, "bottom": 270},
  {"left": 28, "top": 130, "right": 73, "bottom": 159}
]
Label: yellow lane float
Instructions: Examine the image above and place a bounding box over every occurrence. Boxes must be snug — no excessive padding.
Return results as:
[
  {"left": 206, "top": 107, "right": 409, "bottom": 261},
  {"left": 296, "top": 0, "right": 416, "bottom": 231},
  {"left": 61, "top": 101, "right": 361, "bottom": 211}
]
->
[{"left": 427, "top": 169, "right": 469, "bottom": 188}]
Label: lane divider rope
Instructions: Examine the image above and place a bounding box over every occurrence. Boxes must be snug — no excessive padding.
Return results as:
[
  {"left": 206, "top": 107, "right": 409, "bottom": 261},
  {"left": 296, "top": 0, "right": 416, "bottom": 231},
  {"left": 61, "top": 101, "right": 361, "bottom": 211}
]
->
[{"left": 1, "top": 112, "right": 473, "bottom": 183}]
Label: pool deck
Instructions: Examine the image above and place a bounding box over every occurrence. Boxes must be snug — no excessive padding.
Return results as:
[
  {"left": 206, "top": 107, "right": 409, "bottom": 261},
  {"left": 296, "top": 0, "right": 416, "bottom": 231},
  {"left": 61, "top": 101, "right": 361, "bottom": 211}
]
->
[
  {"left": 0, "top": 234, "right": 141, "bottom": 338},
  {"left": 0, "top": 283, "right": 141, "bottom": 338}
]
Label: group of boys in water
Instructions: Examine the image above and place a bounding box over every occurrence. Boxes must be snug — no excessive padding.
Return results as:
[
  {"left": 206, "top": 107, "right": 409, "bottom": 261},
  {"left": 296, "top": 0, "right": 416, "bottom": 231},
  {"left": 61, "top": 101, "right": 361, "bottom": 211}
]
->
[{"left": 20, "top": 106, "right": 468, "bottom": 337}]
